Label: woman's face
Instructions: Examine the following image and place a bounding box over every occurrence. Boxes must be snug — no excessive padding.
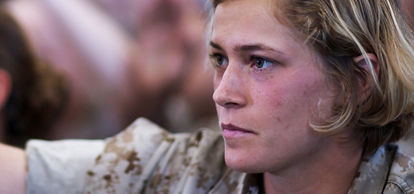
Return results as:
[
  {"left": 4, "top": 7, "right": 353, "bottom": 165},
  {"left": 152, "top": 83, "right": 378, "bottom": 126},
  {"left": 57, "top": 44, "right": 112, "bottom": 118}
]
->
[{"left": 211, "top": 0, "right": 336, "bottom": 174}]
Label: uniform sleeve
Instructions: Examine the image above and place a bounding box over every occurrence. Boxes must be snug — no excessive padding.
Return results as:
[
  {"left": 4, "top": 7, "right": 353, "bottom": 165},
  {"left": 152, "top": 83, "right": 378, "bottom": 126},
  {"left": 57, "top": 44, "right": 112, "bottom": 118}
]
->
[
  {"left": 25, "top": 139, "right": 105, "bottom": 194},
  {"left": 84, "top": 118, "right": 225, "bottom": 194},
  {"left": 24, "top": 118, "right": 225, "bottom": 194},
  {"left": 84, "top": 117, "right": 183, "bottom": 193}
]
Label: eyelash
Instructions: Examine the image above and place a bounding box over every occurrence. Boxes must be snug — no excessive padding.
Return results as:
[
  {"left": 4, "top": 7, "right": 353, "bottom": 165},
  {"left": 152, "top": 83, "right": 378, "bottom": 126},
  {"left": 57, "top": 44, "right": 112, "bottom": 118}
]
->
[
  {"left": 209, "top": 53, "right": 228, "bottom": 69},
  {"left": 209, "top": 53, "right": 277, "bottom": 71},
  {"left": 250, "top": 56, "right": 275, "bottom": 71}
]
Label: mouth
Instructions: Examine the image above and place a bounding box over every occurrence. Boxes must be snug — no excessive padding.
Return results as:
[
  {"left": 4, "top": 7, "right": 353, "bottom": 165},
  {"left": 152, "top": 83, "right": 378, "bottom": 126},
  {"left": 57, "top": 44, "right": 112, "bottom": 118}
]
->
[{"left": 221, "top": 123, "right": 257, "bottom": 138}]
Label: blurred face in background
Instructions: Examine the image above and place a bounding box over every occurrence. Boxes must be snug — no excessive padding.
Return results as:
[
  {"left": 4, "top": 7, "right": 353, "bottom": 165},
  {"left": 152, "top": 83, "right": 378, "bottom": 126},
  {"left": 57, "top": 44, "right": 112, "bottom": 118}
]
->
[
  {"left": 135, "top": 0, "right": 207, "bottom": 83},
  {"left": 128, "top": 0, "right": 216, "bottom": 131},
  {"left": 211, "top": 0, "right": 337, "bottom": 173}
]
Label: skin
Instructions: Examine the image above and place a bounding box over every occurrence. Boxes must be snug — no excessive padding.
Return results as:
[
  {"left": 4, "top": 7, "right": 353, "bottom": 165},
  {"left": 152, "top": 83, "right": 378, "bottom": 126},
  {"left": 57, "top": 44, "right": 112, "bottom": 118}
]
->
[
  {"left": 0, "top": 144, "right": 26, "bottom": 194},
  {"left": 0, "top": 71, "right": 26, "bottom": 194},
  {"left": 210, "top": 0, "right": 363, "bottom": 193}
]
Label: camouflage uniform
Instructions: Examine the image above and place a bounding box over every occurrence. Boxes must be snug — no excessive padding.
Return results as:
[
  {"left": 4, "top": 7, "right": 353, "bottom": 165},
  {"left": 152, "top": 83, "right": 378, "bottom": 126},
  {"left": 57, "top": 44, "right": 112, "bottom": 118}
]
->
[{"left": 25, "top": 118, "right": 414, "bottom": 194}]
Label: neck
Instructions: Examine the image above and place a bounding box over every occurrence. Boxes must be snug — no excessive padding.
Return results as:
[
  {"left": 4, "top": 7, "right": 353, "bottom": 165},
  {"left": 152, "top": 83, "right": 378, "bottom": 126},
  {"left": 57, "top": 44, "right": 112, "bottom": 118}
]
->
[{"left": 263, "top": 133, "right": 363, "bottom": 194}]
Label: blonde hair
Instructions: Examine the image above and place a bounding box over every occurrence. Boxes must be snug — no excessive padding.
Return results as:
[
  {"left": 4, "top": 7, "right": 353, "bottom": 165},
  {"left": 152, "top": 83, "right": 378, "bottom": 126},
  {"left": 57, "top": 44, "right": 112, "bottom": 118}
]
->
[{"left": 211, "top": 0, "right": 414, "bottom": 153}]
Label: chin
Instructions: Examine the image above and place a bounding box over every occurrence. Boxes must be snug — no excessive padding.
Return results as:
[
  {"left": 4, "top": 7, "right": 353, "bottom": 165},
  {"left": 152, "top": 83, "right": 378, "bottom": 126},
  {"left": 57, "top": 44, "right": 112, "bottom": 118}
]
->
[{"left": 224, "top": 147, "right": 264, "bottom": 173}]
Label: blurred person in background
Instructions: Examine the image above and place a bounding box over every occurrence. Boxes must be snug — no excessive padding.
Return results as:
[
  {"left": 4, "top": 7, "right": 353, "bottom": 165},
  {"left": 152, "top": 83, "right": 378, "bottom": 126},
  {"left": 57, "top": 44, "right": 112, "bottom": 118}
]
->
[
  {"left": 0, "top": 6, "right": 68, "bottom": 147},
  {"left": 6, "top": 0, "right": 216, "bottom": 140},
  {"left": 127, "top": 0, "right": 216, "bottom": 131},
  {"left": 6, "top": 0, "right": 131, "bottom": 139}
]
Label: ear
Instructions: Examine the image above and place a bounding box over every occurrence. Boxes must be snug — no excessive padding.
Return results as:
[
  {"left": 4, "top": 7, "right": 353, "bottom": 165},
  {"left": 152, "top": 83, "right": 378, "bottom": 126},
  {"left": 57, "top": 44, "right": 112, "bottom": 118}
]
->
[
  {"left": 0, "top": 69, "right": 11, "bottom": 109},
  {"left": 353, "top": 53, "right": 379, "bottom": 103}
]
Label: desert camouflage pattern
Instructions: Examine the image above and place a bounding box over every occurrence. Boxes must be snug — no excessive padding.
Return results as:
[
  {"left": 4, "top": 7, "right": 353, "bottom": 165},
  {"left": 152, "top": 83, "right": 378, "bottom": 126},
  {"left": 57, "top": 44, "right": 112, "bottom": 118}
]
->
[
  {"left": 348, "top": 144, "right": 414, "bottom": 194},
  {"left": 26, "top": 118, "right": 414, "bottom": 194}
]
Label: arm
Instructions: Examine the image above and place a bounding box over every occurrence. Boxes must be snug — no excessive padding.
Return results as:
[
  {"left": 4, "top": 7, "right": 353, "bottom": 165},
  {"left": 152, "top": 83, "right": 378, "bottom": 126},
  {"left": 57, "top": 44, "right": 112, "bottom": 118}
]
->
[{"left": 0, "top": 143, "right": 27, "bottom": 194}]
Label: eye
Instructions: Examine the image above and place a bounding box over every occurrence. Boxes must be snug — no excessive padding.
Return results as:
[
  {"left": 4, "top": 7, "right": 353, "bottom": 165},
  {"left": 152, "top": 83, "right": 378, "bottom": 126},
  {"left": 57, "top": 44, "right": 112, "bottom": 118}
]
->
[
  {"left": 251, "top": 56, "right": 274, "bottom": 70},
  {"left": 209, "top": 53, "right": 228, "bottom": 68}
]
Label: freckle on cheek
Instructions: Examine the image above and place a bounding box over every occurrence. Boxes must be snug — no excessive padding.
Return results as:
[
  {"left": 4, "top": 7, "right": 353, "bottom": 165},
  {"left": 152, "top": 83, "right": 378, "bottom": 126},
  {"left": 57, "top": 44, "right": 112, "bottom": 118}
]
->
[
  {"left": 273, "top": 100, "right": 282, "bottom": 107},
  {"left": 303, "top": 91, "right": 307, "bottom": 96}
]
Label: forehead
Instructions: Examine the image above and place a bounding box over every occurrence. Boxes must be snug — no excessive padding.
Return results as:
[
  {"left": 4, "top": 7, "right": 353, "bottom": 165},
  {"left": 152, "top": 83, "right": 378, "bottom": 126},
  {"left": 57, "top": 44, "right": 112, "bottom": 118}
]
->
[
  {"left": 213, "top": 0, "right": 276, "bottom": 35},
  {"left": 211, "top": 0, "right": 303, "bottom": 52}
]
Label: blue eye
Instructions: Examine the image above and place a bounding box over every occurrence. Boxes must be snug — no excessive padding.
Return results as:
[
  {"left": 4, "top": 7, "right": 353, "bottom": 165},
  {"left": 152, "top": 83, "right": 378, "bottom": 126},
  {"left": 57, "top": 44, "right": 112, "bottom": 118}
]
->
[
  {"left": 209, "top": 53, "right": 228, "bottom": 68},
  {"left": 252, "top": 57, "right": 274, "bottom": 69}
]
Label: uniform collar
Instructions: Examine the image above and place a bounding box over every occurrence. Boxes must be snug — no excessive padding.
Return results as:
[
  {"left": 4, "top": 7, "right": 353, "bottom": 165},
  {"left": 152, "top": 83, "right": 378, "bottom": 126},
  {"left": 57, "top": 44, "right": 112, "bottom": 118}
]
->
[
  {"left": 236, "top": 145, "right": 397, "bottom": 194},
  {"left": 347, "top": 144, "right": 397, "bottom": 194}
]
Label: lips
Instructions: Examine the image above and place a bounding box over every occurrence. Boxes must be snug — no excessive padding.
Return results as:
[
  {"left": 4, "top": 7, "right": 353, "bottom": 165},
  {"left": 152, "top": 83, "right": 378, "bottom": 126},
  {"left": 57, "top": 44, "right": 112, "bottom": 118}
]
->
[{"left": 221, "top": 123, "right": 256, "bottom": 138}]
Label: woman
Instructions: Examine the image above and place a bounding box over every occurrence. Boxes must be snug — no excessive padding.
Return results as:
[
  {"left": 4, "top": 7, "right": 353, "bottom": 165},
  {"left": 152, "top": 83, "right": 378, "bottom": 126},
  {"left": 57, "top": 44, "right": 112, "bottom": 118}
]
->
[{"left": 1, "top": 0, "right": 414, "bottom": 193}]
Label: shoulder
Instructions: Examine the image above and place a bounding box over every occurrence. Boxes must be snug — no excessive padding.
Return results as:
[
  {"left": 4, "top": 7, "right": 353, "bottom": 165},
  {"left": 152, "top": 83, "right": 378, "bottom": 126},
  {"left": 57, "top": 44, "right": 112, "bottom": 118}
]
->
[
  {"left": 385, "top": 148, "right": 414, "bottom": 193},
  {"left": 85, "top": 118, "right": 226, "bottom": 193},
  {"left": 349, "top": 144, "right": 414, "bottom": 194},
  {"left": 25, "top": 139, "right": 105, "bottom": 193},
  {"left": 94, "top": 118, "right": 223, "bottom": 166}
]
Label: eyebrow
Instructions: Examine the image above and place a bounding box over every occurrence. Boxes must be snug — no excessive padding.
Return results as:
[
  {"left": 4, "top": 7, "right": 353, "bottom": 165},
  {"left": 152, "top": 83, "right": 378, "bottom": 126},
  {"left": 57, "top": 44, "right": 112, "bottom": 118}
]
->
[
  {"left": 209, "top": 41, "right": 284, "bottom": 54},
  {"left": 209, "top": 41, "right": 224, "bottom": 51}
]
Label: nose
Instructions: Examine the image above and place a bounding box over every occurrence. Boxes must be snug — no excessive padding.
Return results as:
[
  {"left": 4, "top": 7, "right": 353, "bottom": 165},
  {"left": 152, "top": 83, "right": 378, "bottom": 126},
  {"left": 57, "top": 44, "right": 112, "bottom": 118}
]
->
[{"left": 213, "top": 66, "right": 247, "bottom": 109}]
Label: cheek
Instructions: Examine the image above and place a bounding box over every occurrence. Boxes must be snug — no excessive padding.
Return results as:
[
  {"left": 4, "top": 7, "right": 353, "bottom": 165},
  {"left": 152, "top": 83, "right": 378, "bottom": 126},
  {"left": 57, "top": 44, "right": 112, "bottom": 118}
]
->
[{"left": 253, "top": 71, "right": 331, "bottom": 130}]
